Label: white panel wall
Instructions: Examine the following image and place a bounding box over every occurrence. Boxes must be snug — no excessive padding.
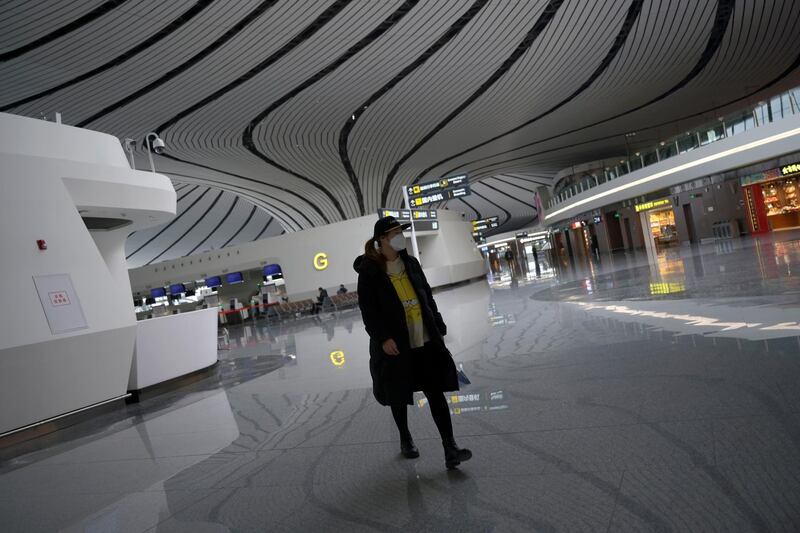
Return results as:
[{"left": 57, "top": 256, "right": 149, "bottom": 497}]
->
[
  {"left": 129, "top": 210, "right": 487, "bottom": 299},
  {"left": 129, "top": 308, "right": 218, "bottom": 390}
]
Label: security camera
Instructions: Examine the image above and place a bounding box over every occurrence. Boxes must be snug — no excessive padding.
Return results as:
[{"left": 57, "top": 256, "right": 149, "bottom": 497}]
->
[
  {"left": 151, "top": 137, "right": 166, "bottom": 154},
  {"left": 144, "top": 132, "right": 166, "bottom": 173}
]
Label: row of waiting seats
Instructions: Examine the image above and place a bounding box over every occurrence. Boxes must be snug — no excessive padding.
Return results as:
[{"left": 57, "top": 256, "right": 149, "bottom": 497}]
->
[
  {"left": 260, "top": 291, "right": 360, "bottom": 321},
  {"left": 329, "top": 291, "right": 359, "bottom": 310}
]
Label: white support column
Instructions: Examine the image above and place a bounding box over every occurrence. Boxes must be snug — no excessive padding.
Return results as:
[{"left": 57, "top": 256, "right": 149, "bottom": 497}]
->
[{"left": 402, "top": 186, "right": 421, "bottom": 263}]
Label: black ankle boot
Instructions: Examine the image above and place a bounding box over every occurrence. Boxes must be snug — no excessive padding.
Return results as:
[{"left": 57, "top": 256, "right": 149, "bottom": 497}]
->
[
  {"left": 443, "top": 438, "right": 472, "bottom": 469},
  {"left": 400, "top": 436, "right": 419, "bottom": 459}
]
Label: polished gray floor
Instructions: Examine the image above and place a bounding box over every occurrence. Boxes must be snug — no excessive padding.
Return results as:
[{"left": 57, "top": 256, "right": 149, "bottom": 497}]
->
[{"left": 2, "top": 232, "right": 800, "bottom": 532}]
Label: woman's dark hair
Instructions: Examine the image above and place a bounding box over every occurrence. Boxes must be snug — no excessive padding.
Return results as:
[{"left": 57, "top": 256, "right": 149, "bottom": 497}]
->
[{"left": 363, "top": 237, "right": 387, "bottom": 270}]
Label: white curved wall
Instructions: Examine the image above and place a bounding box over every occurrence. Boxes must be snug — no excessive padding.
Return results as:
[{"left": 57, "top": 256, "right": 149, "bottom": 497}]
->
[
  {"left": 129, "top": 210, "right": 487, "bottom": 299},
  {"left": 0, "top": 113, "right": 175, "bottom": 434}
]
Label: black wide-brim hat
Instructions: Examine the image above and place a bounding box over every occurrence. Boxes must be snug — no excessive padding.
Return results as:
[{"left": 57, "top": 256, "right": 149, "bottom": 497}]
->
[{"left": 373, "top": 216, "right": 411, "bottom": 240}]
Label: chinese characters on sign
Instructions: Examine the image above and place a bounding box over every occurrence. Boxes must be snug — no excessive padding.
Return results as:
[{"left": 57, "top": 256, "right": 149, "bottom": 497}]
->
[
  {"left": 406, "top": 174, "right": 468, "bottom": 197},
  {"left": 33, "top": 273, "right": 88, "bottom": 335},
  {"left": 376, "top": 208, "right": 440, "bottom": 231},
  {"left": 49, "top": 291, "right": 70, "bottom": 306},
  {"left": 634, "top": 198, "right": 671, "bottom": 212},
  {"left": 780, "top": 162, "right": 800, "bottom": 176},
  {"left": 406, "top": 175, "right": 472, "bottom": 207}
]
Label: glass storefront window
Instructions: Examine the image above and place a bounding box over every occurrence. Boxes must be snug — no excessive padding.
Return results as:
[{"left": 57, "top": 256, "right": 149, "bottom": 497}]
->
[
  {"left": 629, "top": 156, "right": 643, "bottom": 171},
  {"left": 643, "top": 151, "right": 659, "bottom": 166},
  {"left": 647, "top": 208, "right": 678, "bottom": 251},
  {"left": 762, "top": 177, "right": 800, "bottom": 230}
]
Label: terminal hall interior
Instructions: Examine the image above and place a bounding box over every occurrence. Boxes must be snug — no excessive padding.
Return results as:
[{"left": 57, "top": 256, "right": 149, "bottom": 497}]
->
[{"left": 2, "top": 1, "right": 800, "bottom": 531}]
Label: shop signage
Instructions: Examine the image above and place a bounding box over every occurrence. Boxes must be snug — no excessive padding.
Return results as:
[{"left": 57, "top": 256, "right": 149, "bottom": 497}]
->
[
  {"left": 634, "top": 198, "right": 671, "bottom": 212},
  {"left": 740, "top": 168, "right": 782, "bottom": 186},
  {"left": 593, "top": 215, "right": 602, "bottom": 224},
  {"left": 313, "top": 252, "right": 328, "bottom": 270},
  {"left": 570, "top": 221, "right": 583, "bottom": 229},
  {"left": 780, "top": 162, "right": 800, "bottom": 176},
  {"left": 515, "top": 231, "right": 528, "bottom": 238}
]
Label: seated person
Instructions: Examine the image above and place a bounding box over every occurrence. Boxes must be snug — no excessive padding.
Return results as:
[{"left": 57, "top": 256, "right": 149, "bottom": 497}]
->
[
  {"left": 312, "top": 287, "right": 329, "bottom": 314},
  {"left": 337, "top": 284, "right": 348, "bottom": 295}
]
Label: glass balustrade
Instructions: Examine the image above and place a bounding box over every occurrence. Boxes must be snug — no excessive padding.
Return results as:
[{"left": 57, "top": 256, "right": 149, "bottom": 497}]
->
[{"left": 547, "top": 87, "right": 800, "bottom": 210}]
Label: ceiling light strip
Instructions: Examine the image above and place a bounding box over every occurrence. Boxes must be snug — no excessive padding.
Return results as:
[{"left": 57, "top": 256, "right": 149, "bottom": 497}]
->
[{"left": 544, "top": 126, "right": 800, "bottom": 221}]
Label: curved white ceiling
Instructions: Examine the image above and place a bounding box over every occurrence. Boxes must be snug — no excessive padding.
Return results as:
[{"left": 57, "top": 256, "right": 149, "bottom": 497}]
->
[
  {"left": 124, "top": 181, "right": 284, "bottom": 268},
  {"left": 3, "top": 0, "right": 800, "bottom": 260}
]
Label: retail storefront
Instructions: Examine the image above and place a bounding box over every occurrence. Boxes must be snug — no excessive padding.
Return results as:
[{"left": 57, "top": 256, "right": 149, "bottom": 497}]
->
[
  {"left": 741, "top": 162, "right": 800, "bottom": 233},
  {"left": 635, "top": 198, "right": 679, "bottom": 257}
]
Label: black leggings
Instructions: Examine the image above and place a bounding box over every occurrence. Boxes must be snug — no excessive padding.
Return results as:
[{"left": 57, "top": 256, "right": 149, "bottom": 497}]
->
[{"left": 391, "top": 391, "right": 453, "bottom": 443}]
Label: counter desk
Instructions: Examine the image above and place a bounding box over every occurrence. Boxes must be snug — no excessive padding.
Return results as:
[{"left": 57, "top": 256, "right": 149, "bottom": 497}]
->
[{"left": 128, "top": 307, "right": 218, "bottom": 391}]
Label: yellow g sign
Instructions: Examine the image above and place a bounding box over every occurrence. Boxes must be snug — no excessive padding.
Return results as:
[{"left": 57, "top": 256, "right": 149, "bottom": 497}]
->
[
  {"left": 330, "top": 350, "right": 345, "bottom": 367},
  {"left": 313, "top": 252, "right": 328, "bottom": 270}
]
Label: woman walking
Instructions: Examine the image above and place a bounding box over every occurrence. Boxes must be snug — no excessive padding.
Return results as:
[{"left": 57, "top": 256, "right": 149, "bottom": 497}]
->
[{"left": 353, "top": 216, "right": 472, "bottom": 469}]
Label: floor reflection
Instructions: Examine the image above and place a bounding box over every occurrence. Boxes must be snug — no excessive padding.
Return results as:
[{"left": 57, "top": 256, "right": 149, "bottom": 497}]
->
[
  {"left": 528, "top": 230, "right": 800, "bottom": 302},
  {"left": 2, "top": 232, "right": 800, "bottom": 531}
]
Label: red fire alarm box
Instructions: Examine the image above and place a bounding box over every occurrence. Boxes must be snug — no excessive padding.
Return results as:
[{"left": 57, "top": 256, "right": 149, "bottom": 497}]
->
[{"left": 36, "top": 239, "right": 47, "bottom": 250}]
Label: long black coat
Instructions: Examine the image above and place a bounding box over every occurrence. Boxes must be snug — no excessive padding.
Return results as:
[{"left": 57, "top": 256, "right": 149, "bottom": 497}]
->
[{"left": 354, "top": 250, "right": 459, "bottom": 406}]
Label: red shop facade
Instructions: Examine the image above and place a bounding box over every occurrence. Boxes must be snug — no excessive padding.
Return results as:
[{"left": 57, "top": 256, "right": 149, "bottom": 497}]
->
[{"left": 740, "top": 161, "right": 800, "bottom": 234}]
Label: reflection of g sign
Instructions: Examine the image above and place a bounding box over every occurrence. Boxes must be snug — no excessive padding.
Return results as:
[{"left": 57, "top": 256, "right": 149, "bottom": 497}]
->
[
  {"left": 330, "top": 350, "right": 345, "bottom": 367},
  {"left": 313, "top": 252, "right": 328, "bottom": 270}
]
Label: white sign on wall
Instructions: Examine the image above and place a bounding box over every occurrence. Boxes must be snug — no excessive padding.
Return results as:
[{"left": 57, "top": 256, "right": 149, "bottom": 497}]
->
[{"left": 33, "top": 273, "right": 88, "bottom": 335}]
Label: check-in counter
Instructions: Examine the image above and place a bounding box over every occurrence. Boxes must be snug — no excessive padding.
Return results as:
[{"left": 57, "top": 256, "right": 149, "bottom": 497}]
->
[{"left": 128, "top": 307, "right": 218, "bottom": 391}]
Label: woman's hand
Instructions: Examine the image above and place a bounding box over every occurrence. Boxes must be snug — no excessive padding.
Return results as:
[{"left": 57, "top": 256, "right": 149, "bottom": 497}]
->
[{"left": 382, "top": 338, "right": 400, "bottom": 356}]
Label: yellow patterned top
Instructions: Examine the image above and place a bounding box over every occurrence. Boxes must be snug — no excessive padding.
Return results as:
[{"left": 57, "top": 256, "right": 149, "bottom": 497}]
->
[{"left": 386, "top": 257, "right": 429, "bottom": 348}]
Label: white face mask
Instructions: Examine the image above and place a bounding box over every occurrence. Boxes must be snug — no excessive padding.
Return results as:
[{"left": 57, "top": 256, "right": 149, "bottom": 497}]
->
[{"left": 389, "top": 233, "right": 406, "bottom": 252}]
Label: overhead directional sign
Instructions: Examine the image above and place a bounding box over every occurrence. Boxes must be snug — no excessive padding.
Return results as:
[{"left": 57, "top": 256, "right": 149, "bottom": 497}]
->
[
  {"left": 471, "top": 216, "right": 499, "bottom": 233},
  {"left": 377, "top": 209, "right": 439, "bottom": 231},
  {"left": 406, "top": 174, "right": 468, "bottom": 198},
  {"left": 410, "top": 185, "right": 471, "bottom": 207},
  {"left": 378, "top": 208, "right": 437, "bottom": 220}
]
